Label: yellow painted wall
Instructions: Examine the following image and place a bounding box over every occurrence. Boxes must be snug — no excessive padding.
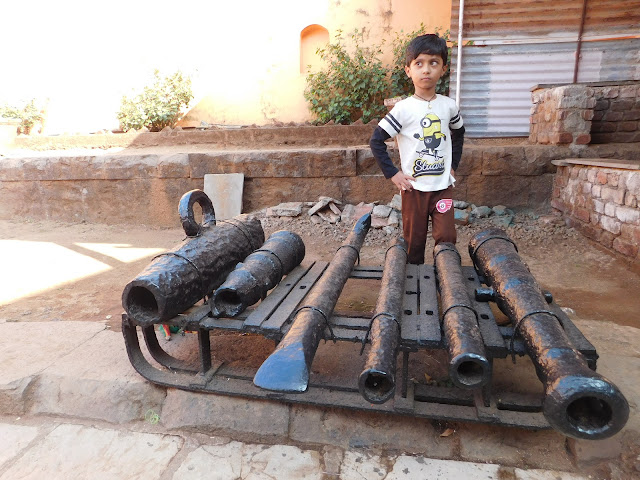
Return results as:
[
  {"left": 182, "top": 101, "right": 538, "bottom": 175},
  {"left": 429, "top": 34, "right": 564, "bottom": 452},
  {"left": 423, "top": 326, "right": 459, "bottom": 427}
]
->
[{"left": 1, "top": 0, "right": 451, "bottom": 133}]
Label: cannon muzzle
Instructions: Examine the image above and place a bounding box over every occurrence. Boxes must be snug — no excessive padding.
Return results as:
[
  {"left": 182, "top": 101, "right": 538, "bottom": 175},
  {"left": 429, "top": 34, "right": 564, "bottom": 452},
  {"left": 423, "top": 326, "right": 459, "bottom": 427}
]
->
[
  {"left": 469, "top": 228, "right": 629, "bottom": 439},
  {"left": 358, "top": 238, "right": 407, "bottom": 404},
  {"left": 122, "top": 190, "right": 264, "bottom": 324},
  {"left": 253, "top": 214, "right": 371, "bottom": 392}
]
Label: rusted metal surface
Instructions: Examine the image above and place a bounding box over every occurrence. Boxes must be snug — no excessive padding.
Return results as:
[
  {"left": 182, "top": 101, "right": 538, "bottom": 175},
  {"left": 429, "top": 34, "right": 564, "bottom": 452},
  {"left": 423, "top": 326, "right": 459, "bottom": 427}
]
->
[
  {"left": 449, "top": 0, "right": 640, "bottom": 137},
  {"left": 121, "top": 207, "right": 615, "bottom": 435},
  {"left": 252, "top": 214, "right": 371, "bottom": 393},
  {"left": 358, "top": 238, "right": 407, "bottom": 404},
  {"left": 122, "top": 189, "right": 264, "bottom": 325},
  {"left": 211, "top": 230, "right": 305, "bottom": 317},
  {"left": 469, "top": 228, "right": 629, "bottom": 439},
  {"left": 434, "top": 243, "right": 490, "bottom": 390},
  {"left": 122, "top": 258, "right": 602, "bottom": 433},
  {"left": 451, "top": 0, "right": 640, "bottom": 40}
]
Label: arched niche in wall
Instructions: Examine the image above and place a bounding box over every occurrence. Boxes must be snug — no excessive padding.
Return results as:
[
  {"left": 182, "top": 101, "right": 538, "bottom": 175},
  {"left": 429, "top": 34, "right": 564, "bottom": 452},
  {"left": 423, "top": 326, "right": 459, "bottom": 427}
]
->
[{"left": 300, "top": 24, "right": 329, "bottom": 74}]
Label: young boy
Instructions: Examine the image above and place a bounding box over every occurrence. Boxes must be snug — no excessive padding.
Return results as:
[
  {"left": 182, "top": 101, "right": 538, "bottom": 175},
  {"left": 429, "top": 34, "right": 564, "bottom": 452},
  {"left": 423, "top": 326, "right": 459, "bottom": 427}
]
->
[{"left": 370, "top": 34, "right": 465, "bottom": 264}]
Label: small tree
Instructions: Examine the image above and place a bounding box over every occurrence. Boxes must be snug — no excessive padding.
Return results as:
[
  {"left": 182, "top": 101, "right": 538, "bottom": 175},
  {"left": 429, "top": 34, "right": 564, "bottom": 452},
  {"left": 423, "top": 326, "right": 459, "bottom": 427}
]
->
[
  {"left": 304, "top": 30, "right": 389, "bottom": 125},
  {"left": 117, "top": 70, "right": 193, "bottom": 132}
]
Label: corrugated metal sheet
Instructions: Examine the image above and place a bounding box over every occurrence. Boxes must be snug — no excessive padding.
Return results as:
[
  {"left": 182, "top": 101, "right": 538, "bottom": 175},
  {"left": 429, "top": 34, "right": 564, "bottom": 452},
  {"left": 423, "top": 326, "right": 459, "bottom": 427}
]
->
[
  {"left": 451, "top": 0, "right": 640, "bottom": 42},
  {"left": 449, "top": 0, "right": 640, "bottom": 137},
  {"left": 450, "top": 39, "right": 640, "bottom": 137}
]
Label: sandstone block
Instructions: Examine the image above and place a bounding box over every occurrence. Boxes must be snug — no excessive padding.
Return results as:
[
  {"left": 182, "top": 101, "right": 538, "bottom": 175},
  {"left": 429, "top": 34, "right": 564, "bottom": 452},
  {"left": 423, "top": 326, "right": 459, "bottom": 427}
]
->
[
  {"left": 600, "top": 215, "right": 622, "bottom": 234},
  {"left": 372, "top": 204, "right": 392, "bottom": 218},
  {"left": 266, "top": 202, "right": 303, "bottom": 217},
  {"left": 613, "top": 237, "right": 639, "bottom": 257},
  {"left": 615, "top": 205, "right": 640, "bottom": 224},
  {"left": 604, "top": 202, "right": 617, "bottom": 217},
  {"left": 600, "top": 186, "right": 625, "bottom": 205},
  {"left": 161, "top": 389, "right": 290, "bottom": 438}
]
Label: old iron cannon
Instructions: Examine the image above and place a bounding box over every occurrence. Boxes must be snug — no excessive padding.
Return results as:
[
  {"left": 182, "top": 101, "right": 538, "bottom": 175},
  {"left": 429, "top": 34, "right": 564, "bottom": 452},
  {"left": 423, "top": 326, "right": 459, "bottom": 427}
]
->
[
  {"left": 253, "top": 213, "right": 371, "bottom": 392},
  {"left": 121, "top": 195, "right": 626, "bottom": 440},
  {"left": 211, "top": 230, "right": 306, "bottom": 317},
  {"left": 469, "top": 228, "right": 629, "bottom": 440},
  {"left": 434, "top": 242, "right": 491, "bottom": 390},
  {"left": 122, "top": 189, "right": 264, "bottom": 325},
  {"left": 358, "top": 237, "right": 407, "bottom": 404}
]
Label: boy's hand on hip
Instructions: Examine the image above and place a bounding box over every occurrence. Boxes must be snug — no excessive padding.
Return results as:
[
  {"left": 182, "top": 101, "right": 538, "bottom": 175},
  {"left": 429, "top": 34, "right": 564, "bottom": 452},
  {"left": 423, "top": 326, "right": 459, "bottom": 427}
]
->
[{"left": 391, "top": 171, "right": 414, "bottom": 192}]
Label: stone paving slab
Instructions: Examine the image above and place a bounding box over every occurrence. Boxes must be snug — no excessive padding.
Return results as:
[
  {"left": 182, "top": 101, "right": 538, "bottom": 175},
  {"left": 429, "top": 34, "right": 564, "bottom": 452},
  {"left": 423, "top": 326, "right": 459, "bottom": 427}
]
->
[
  {"left": 0, "top": 321, "right": 106, "bottom": 385},
  {"left": 0, "top": 423, "right": 182, "bottom": 480},
  {"left": 0, "top": 421, "right": 590, "bottom": 480},
  {"left": 0, "top": 423, "right": 38, "bottom": 470}
]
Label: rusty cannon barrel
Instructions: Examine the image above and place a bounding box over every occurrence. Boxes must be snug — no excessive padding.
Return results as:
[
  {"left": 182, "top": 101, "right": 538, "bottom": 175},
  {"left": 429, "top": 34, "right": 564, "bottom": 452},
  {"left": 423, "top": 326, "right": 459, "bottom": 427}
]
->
[
  {"left": 358, "top": 238, "right": 407, "bottom": 404},
  {"left": 469, "top": 228, "right": 629, "bottom": 439},
  {"left": 253, "top": 213, "right": 372, "bottom": 392},
  {"left": 122, "top": 190, "right": 264, "bottom": 325},
  {"left": 211, "top": 230, "right": 306, "bottom": 317},
  {"left": 433, "top": 242, "right": 491, "bottom": 390}
]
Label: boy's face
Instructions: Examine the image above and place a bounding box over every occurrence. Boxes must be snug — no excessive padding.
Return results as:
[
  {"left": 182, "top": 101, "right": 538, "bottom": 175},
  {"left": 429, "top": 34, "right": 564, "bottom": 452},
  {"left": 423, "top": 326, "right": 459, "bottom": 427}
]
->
[{"left": 405, "top": 53, "right": 447, "bottom": 93}]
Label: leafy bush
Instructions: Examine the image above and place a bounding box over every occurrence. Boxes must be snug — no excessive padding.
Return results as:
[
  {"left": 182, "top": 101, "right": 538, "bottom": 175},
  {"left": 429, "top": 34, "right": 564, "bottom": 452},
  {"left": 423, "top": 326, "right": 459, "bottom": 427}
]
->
[
  {"left": 389, "top": 25, "right": 452, "bottom": 98},
  {"left": 0, "top": 99, "right": 45, "bottom": 134},
  {"left": 304, "top": 30, "right": 389, "bottom": 125},
  {"left": 304, "top": 27, "right": 458, "bottom": 125},
  {"left": 117, "top": 70, "right": 193, "bottom": 132}
]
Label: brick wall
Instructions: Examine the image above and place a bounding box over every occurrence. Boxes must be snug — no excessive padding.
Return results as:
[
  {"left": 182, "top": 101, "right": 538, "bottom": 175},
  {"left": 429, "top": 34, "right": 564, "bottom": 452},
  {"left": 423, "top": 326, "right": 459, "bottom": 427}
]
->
[
  {"left": 530, "top": 82, "right": 640, "bottom": 146},
  {"left": 591, "top": 84, "right": 640, "bottom": 144},
  {"left": 551, "top": 161, "right": 640, "bottom": 265},
  {"left": 529, "top": 85, "right": 595, "bottom": 146}
]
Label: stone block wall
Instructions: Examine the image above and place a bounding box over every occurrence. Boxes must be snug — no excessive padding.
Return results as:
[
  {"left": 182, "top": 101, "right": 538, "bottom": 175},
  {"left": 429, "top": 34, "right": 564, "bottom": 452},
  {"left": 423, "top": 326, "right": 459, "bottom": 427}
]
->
[
  {"left": 530, "top": 82, "right": 640, "bottom": 146},
  {"left": 551, "top": 162, "right": 640, "bottom": 265},
  {"left": 591, "top": 84, "right": 640, "bottom": 144},
  {"left": 529, "top": 85, "right": 595, "bottom": 146}
]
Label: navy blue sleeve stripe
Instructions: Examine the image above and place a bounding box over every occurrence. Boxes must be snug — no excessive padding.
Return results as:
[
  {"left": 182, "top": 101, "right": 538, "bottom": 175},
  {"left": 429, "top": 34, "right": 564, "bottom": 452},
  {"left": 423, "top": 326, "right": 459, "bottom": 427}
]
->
[
  {"left": 384, "top": 113, "right": 402, "bottom": 133},
  {"left": 450, "top": 113, "right": 461, "bottom": 124}
]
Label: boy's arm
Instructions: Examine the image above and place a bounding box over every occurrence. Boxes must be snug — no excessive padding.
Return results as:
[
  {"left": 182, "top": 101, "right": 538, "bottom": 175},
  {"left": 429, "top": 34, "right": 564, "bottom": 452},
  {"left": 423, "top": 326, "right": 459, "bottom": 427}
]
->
[
  {"left": 369, "top": 126, "right": 398, "bottom": 178},
  {"left": 451, "top": 125, "right": 465, "bottom": 171},
  {"left": 370, "top": 126, "right": 415, "bottom": 191}
]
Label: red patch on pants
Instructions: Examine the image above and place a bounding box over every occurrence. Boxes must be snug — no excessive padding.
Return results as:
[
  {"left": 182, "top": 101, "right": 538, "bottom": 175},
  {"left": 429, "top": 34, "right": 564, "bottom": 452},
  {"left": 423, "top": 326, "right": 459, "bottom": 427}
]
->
[{"left": 436, "top": 198, "right": 453, "bottom": 214}]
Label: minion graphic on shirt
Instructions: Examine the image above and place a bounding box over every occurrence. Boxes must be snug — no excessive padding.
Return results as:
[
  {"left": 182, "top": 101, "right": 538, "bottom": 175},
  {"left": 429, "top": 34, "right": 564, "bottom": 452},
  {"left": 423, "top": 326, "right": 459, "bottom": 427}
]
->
[{"left": 412, "top": 112, "right": 446, "bottom": 177}]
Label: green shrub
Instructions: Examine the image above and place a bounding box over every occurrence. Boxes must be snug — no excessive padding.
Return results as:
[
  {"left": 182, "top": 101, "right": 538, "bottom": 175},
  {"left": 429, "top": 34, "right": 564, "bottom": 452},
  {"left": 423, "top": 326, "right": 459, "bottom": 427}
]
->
[
  {"left": 117, "top": 70, "right": 193, "bottom": 132},
  {"left": 304, "top": 30, "right": 389, "bottom": 125},
  {"left": 0, "top": 99, "right": 44, "bottom": 134},
  {"left": 304, "top": 27, "right": 459, "bottom": 125}
]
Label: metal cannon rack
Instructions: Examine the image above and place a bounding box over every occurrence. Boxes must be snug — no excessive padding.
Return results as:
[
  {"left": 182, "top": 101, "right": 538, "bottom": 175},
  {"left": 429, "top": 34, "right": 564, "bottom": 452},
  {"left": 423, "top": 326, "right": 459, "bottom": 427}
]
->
[{"left": 122, "top": 259, "right": 598, "bottom": 431}]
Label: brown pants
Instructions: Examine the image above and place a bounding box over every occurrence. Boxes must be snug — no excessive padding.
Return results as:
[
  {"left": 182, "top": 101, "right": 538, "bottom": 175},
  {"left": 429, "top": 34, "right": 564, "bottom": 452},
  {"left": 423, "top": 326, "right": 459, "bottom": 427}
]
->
[{"left": 401, "top": 186, "right": 456, "bottom": 264}]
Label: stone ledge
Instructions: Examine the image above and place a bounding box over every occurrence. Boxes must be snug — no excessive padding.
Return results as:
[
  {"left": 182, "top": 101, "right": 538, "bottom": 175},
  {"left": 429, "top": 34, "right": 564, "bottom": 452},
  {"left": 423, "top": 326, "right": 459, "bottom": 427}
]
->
[{"left": 552, "top": 158, "right": 640, "bottom": 170}]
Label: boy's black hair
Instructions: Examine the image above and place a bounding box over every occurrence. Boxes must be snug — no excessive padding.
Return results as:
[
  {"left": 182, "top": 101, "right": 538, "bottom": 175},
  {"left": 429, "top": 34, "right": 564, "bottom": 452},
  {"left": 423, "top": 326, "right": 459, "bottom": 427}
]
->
[{"left": 405, "top": 34, "right": 448, "bottom": 66}]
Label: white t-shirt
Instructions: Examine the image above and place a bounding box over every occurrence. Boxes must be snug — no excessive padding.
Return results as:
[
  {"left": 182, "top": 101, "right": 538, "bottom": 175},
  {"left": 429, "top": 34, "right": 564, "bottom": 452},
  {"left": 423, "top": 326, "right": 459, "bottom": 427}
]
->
[{"left": 379, "top": 95, "right": 463, "bottom": 192}]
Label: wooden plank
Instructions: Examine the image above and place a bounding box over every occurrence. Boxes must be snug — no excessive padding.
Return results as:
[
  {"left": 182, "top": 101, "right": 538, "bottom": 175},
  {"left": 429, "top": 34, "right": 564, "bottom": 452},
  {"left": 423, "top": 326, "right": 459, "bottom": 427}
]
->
[
  {"left": 243, "top": 262, "right": 315, "bottom": 329},
  {"left": 417, "top": 264, "right": 442, "bottom": 346},
  {"left": 400, "top": 264, "right": 441, "bottom": 347},
  {"left": 261, "top": 261, "right": 329, "bottom": 332},
  {"left": 551, "top": 158, "right": 640, "bottom": 170},
  {"left": 463, "top": 266, "right": 507, "bottom": 356},
  {"left": 399, "top": 264, "right": 420, "bottom": 342},
  {"left": 549, "top": 303, "right": 597, "bottom": 355}
]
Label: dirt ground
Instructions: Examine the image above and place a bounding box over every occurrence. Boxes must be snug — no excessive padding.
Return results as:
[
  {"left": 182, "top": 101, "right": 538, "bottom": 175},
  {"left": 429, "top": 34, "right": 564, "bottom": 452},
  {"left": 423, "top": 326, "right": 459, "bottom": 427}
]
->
[
  {"left": 4, "top": 207, "right": 637, "bottom": 327},
  {"left": 1, "top": 208, "right": 639, "bottom": 477}
]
